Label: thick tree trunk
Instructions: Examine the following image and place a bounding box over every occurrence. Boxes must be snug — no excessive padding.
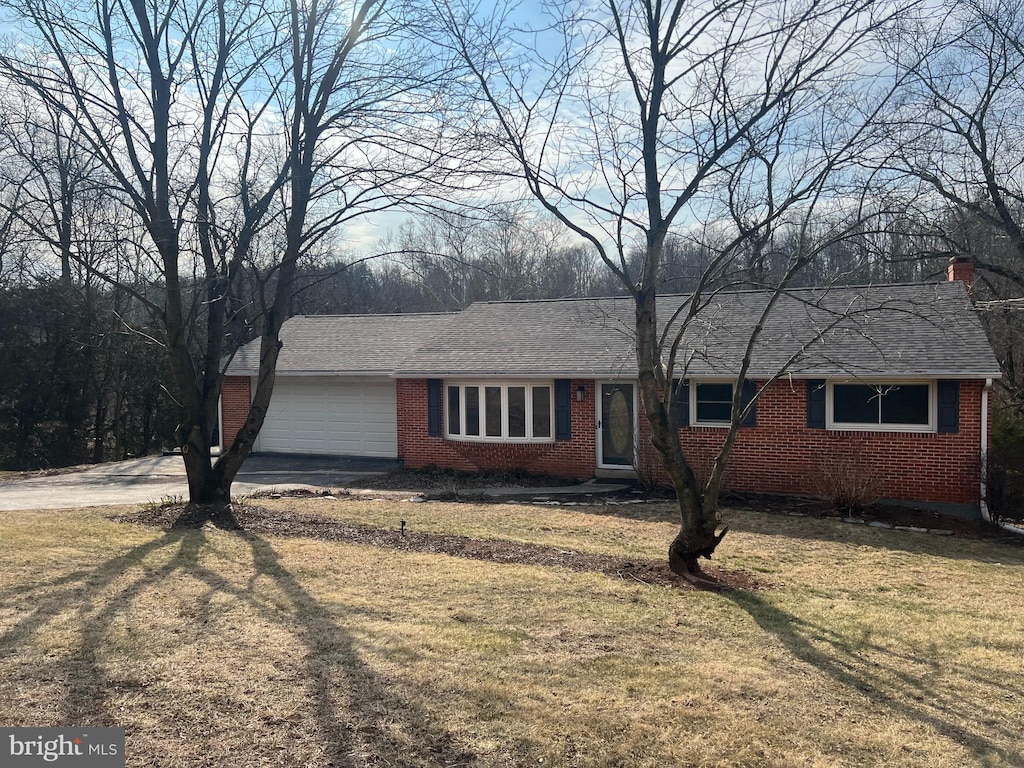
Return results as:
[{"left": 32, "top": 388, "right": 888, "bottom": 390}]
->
[
  {"left": 634, "top": 283, "right": 726, "bottom": 577},
  {"left": 180, "top": 424, "right": 231, "bottom": 508},
  {"left": 92, "top": 393, "right": 106, "bottom": 464},
  {"left": 661, "top": 452, "right": 727, "bottom": 577},
  {"left": 667, "top": 517, "right": 727, "bottom": 578}
]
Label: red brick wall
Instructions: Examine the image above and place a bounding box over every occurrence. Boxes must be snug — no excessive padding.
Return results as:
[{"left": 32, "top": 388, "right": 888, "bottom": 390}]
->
[
  {"left": 637, "top": 379, "right": 986, "bottom": 505},
  {"left": 221, "top": 376, "right": 252, "bottom": 448},
  {"left": 397, "top": 377, "right": 986, "bottom": 506},
  {"left": 397, "top": 379, "right": 596, "bottom": 478}
]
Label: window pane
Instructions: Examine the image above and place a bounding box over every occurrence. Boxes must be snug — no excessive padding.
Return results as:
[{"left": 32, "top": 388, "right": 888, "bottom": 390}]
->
[
  {"left": 447, "top": 386, "right": 460, "bottom": 434},
  {"left": 465, "top": 386, "right": 480, "bottom": 436},
  {"left": 532, "top": 386, "right": 551, "bottom": 437},
  {"left": 508, "top": 387, "right": 526, "bottom": 437},
  {"left": 696, "top": 382, "right": 732, "bottom": 422},
  {"left": 696, "top": 402, "right": 732, "bottom": 422},
  {"left": 834, "top": 384, "right": 879, "bottom": 423},
  {"left": 485, "top": 386, "right": 502, "bottom": 437},
  {"left": 698, "top": 383, "right": 732, "bottom": 403},
  {"left": 881, "top": 385, "right": 929, "bottom": 425}
]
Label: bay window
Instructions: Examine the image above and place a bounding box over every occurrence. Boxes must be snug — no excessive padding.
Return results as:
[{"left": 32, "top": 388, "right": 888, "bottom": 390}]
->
[{"left": 446, "top": 381, "right": 555, "bottom": 442}]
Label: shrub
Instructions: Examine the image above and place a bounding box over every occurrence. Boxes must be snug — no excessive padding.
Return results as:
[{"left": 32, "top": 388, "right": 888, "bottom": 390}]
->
[{"left": 814, "top": 451, "right": 882, "bottom": 516}]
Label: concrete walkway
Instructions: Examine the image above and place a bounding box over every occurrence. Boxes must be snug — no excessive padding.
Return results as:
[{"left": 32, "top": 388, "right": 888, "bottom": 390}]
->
[{"left": 479, "top": 480, "right": 632, "bottom": 497}]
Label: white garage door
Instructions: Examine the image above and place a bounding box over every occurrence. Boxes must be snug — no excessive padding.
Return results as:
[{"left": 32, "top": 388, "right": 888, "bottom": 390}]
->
[{"left": 257, "top": 377, "right": 398, "bottom": 457}]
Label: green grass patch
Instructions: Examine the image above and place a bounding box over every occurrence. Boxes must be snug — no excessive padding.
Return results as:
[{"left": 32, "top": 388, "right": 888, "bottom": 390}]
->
[{"left": 0, "top": 501, "right": 1021, "bottom": 766}]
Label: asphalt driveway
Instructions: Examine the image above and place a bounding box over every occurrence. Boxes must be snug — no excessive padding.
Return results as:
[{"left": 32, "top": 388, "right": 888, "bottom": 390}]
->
[{"left": 0, "top": 453, "right": 400, "bottom": 511}]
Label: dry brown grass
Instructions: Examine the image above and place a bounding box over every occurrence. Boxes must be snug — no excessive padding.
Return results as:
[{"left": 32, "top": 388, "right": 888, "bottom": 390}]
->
[{"left": 0, "top": 499, "right": 1022, "bottom": 767}]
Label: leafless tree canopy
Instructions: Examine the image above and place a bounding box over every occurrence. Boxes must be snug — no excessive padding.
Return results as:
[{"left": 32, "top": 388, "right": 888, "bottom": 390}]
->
[
  {"left": 431, "top": 0, "right": 912, "bottom": 576},
  {"left": 0, "top": 0, "right": 1021, "bottom": 534},
  {"left": 0, "top": 0, "right": 470, "bottom": 505}
]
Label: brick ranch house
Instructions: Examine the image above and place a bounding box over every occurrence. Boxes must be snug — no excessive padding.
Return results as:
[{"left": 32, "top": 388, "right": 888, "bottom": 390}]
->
[{"left": 222, "top": 267, "right": 1001, "bottom": 518}]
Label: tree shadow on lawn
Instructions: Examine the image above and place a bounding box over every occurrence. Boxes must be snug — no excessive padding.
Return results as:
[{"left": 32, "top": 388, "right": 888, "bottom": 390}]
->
[
  {"left": 0, "top": 515, "right": 477, "bottom": 767},
  {"left": 727, "top": 590, "right": 1024, "bottom": 766},
  {"left": 719, "top": 509, "right": 1024, "bottom": 563},
  {"left": 563, "top": 499, "right": 1024, "bottom": 563}
]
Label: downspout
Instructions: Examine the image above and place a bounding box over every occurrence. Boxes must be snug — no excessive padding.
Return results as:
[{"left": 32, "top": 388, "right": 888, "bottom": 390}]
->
[
  {"left": 216, "top": 393, "right": 224, "bottom": 454},
  {"left": 980, "top": 378, "right": 992, "bottom": 523},
  {"left": 980, "top": 378, "right": 1024, "bottom": 536}
]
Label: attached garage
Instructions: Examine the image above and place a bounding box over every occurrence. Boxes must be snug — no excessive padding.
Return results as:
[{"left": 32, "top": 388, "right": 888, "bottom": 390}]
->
[
  {"left": 222, "top": 312, "right": 458, "bottom": 459},
  {"left": 255, "top": 376, "right": 398, "bottom": 457}
]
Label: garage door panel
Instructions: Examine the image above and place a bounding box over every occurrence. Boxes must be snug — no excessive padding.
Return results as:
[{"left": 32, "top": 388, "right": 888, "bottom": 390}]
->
[
  {"left": 327, "top": 439, "right": 363, "bottom": 454},
  {"left": 257, "top": 377, "right": 397, "bottom": 457}
]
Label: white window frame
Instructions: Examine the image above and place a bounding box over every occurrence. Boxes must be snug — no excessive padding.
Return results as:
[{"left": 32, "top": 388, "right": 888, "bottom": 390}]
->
[
  {"left": 689, "top": 379, "right": 736, "bottom": 428},
  {"left": 444, "top": 380, "right": 556, "bottom": 443},
  {"left": 826, "top": 379, "right": 936, "bottom": 433}
]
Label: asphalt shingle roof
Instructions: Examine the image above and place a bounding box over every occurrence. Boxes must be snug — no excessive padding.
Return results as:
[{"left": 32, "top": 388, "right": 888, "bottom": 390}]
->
[
  {"left": 225, "top": 313, "right": 459, "bottom": 375},
  {"left": 394, "top": 281, "right": 1000, "bottom": 379},
  {"left": 663, "top": 280, "right": 1002, "bottom": 378},
  {"left": 227, "top": 281, "right": 1002, "bottom": 380}
]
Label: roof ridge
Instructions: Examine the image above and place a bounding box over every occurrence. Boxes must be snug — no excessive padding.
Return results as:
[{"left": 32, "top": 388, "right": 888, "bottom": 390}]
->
[
  {"left": 468, "top": 280, "right": 956, "bottom": 307},
  {"left": 291, "top": 311, "right": 459, "bottom": 319}
]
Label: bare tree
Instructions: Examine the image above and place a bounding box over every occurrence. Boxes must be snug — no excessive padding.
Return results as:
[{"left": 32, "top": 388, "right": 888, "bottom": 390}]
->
[
  {"left": 0, "top": 90, "right": 110, "bottom": 284},
  {"left": 884, "top": 0, "right": 1024, "bottom": 287},
  {"left": 879, "top": 0, "right": 1024, "bottom": 433},
  {"left": 0, "top": 0, "right": 461, "bottom": 509},
  {"left": 383, "top": 203, "right": 596, "bottom": 308},
  {"left": 437, "top": 0, "right": 903, "bottom": 577}
]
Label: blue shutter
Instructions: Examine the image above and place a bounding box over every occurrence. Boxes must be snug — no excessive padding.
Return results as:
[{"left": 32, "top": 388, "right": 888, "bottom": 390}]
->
[
  {"left": 555, "top": 379, "right": 572, "bottom": 440},
  {"left": 807, "top": 379, "right": 826, "bottom": 429},
  {"left": 675, "top": 380, "right": 690, "bottom": 427},
  {"left": 937, "top": 380, "right": 960, "bottom": 434},
  {"left": 427, "top": 379, "right": 442, "bottom": 437},
  {"left": 740, "top": 380, "right": 758, "bottom": 427}
]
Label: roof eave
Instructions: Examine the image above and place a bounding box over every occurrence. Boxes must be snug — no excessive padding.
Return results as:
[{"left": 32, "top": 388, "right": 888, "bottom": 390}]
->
[
  {"left": 392, "top": 369, "right": 1004, "bottom": 380},
  {"left": 225, "top": 368, "right": 398, "bottom": 377}
]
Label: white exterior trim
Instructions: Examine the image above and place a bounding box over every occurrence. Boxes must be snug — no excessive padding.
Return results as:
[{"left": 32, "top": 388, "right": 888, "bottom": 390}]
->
[
  {"left": 688, "top": 378, "right": 737, "bottom": 428},
  {"left": 826, "top": 379, "right": 936, "bottom": 434},
  {"left": 596, "top": 381, "right": 639, "bottom": 470},
  {"left": 443, "top": 379, "right": 556, "bottom": 444},
  {"left": 981, "top": 378, "right": 992, "bottom": 523},
  {"left": 217, "top": 393, "right": 225, "bottom": 452}
]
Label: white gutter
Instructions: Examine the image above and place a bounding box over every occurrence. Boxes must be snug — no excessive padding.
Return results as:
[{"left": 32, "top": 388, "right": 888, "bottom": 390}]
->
[
  {"left": 975, "top": 381, "right": 1024, "bottom": 536},
  {"left": 981, "top": 378, "right": 992, "bottom": 523},
  {"left": 217, "top": 394, "right": 224, "bottom": 454}
]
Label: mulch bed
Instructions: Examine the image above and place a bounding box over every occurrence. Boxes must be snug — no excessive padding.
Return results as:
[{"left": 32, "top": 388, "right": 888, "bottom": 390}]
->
[
  {"left": 347, "top": 469, "right": 1021, "bottom": 540},
  {"left": 720, "top": 491, "right": 1021, "bottom": 540},
  {"left": 110, "top": 503, "right": 769, "bottom": 592},
  {"left": 353, "top": 466, "right": 581, "bottom": 491}
]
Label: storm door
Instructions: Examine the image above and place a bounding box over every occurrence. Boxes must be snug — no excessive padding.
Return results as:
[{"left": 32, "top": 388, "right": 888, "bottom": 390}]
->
[{"left": 599, "top": 382, "right": 636, "bottom": 468}]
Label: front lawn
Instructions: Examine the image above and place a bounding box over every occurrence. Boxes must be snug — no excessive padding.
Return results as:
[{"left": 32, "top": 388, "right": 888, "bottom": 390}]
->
[{"left": 0, "top": 498, "right": 1021, "bottom": 766}]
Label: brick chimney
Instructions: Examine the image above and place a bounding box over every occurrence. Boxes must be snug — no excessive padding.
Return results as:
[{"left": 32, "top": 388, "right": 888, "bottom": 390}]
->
[{"left": 948, "top": 256, "right": 975, "bottom": 300}]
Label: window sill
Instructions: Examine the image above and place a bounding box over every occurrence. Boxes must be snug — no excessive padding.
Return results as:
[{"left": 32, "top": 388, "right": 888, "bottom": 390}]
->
[
  {"left": 827, "top": 423, "right": 935, "bottom": 434},
  {"left": 445, "top": 435, "right": 556, "bottom": 445}
]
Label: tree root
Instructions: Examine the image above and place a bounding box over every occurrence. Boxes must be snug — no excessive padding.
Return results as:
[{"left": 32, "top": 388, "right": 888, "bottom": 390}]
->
[
  {"left": 678, "top": 570, "right": 730, "bottom": 591},
  {"left": 668, "top": 525, "right": 729, "bottom": 581},
  {"left": 170, "top": 502, "right": 242, "bottom": 530}
]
